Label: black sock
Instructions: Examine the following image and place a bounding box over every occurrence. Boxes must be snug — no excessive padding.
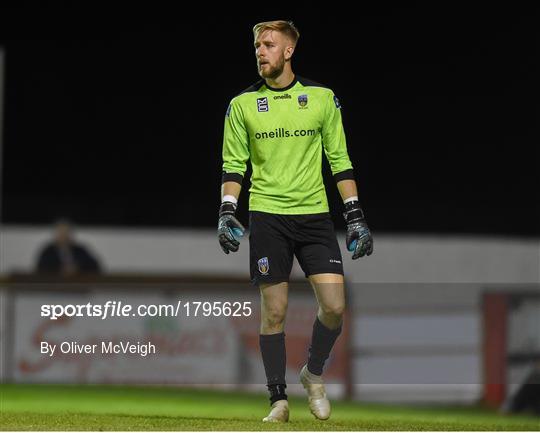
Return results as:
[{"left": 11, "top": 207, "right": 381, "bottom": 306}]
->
[
  {"left": 260, "top": 332, "right": 287, "bottom": 404},
  {"left": 267, "top": 384, "right": 287, "bottom": 405},
  {"left": 307, "top": 317, "right": 342, "bottom": 376}
]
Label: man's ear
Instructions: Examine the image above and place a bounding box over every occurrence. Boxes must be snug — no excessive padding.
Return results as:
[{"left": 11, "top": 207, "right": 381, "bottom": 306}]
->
[{"left": 284, "top": 45, "right": 295, "bottom": 61}]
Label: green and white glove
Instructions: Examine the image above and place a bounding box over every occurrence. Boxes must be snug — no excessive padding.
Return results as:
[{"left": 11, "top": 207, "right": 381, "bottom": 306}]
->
[
  {"left": 218, "top": 201, "right": 245, "bottom": 254},
  {"left": 343, "top": 200, "right": 373, "bottom": 259}
]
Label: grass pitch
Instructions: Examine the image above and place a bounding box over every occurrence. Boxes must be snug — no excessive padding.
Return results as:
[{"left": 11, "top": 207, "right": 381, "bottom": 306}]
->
[{"left": 1, "top": 384, "right": 538, "bottom": 431}]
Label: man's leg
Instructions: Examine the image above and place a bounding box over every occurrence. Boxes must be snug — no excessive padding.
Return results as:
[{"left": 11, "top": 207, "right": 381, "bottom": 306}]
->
[
  {"left": 249, "top": 211, "right": 295, "bottom": 421},
  {"left": 300, "top": 272, "right": 345, "bottom": 420},
  {"left": 307, "top": 272, "right": 345, "bottom": 374},
  {"left": 259, "top": 281, "right": 289, "bottom": 422}
]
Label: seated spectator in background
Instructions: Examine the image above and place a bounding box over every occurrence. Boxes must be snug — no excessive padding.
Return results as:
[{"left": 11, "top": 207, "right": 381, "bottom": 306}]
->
[{"left": 36, "top": 219, "right": 102, "bottom": 275}]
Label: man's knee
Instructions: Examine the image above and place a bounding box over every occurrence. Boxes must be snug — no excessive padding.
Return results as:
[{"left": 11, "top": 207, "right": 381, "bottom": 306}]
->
[
  {"left": 319, "top": 302, "right": 345, "bottom": 321},
  {"left": 262, "top": 302, "right": 287, "bottom": 329},
  {"left": 259, "top": 281, "right": 288, "bottom": 332}
]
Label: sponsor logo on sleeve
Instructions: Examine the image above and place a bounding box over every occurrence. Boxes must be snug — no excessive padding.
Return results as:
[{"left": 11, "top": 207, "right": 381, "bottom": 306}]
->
[
  {"left": 333, "top": 95, "right": 341, "bottom": 109},
  {"left": 257, "top": 97, "right": 269, "bottom": 112}
]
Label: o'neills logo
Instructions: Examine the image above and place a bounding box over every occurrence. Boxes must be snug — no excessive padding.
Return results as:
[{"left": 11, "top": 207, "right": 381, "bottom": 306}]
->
[
  {"left": 273, "top": 93, "right": 292, "bottom": 100},
  {"left": 254, "top": 128, "right": 316, "bottom": 139}
]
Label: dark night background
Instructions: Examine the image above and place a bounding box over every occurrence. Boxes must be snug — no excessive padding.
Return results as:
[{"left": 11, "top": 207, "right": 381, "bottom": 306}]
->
[{"left": 0, "top": 5, "right": 537, "bottom": 236}]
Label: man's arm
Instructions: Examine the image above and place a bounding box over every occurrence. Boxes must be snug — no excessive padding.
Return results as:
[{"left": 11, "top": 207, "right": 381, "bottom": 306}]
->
[
  {"left": 222, "top": 100, "right": 249, "bottom": 184},
  {"left": 218, "top": 180, "right": 243, "bottom": 255},
  {"left": 321, "top": 91, "right": 354, "bottom": 181},
  {"left": 337, "top": 178, "right": 373, "bottom": 258},
  {"left": 336, "top": 179, "right": 358, "bottom": 202},
  {"left": 218, "top": 99, "right": 248, "bottom": 254},
  {"left": 322, "top": 91, "right": 373, "bottom": 259},
  {"left": 218, "top": 177, "right": 245, "bottom": 254},
  {"left": 221, "top": 180, "right": 242, "bottom": 202}
]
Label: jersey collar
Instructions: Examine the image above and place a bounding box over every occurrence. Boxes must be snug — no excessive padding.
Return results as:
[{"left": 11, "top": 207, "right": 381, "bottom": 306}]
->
[{"left": 264, "top": 75, "right": 298, "bottom": 92}]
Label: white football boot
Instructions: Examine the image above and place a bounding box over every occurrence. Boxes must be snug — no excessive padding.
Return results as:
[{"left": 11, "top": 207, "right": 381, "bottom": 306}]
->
[
  {"left": 299, "top": 364, "right": 331, "bottom": 420},
  {"left": 262, "top": 399, "right": 289, "bottom": 423}
]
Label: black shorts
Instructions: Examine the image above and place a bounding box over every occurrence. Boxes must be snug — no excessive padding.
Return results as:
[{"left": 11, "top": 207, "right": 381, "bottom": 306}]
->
[{"left": 249, "top": 210, "right": 344, "bottom": 286}]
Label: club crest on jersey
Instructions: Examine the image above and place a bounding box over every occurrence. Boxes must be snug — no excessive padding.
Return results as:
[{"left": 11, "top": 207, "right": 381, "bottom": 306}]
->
[
  {"left": 298, "top": 94, "right": 308, "bottom": 108},
  {"left": 258, "top": 257, "right": 270, "bottom": 275},
  {"left": 257, "top": 97, "right": 269, "bottom": 112}
]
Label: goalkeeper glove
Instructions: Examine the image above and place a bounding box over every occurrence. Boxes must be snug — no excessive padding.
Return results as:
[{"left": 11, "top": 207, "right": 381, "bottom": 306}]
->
[
  {"left": 218, "top": 201, "right": 245, "bottom": 254},
  {"left": 343, "top": 200, "right": 373, "bottom": 259}
]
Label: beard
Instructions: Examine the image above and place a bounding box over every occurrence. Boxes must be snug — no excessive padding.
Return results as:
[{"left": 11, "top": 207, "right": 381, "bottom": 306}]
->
[{"left": 258, "top": 55, "right": 286, "bottom": 79}]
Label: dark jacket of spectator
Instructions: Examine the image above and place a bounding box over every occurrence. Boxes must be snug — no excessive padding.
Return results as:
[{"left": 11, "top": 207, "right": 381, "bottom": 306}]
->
[{"left": 36, "top": 242, "right": 101, "bottom": 274}]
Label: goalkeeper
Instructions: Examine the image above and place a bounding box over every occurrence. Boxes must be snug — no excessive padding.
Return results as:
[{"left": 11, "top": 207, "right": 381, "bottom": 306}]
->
[{"left": 218, "top": 20, "right": 373, "bottom": 423}]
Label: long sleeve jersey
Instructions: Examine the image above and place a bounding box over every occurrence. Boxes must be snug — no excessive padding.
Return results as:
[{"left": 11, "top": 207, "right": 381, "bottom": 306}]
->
[{"left": 222, "top": 75, "right": 354, "bottom": 214}]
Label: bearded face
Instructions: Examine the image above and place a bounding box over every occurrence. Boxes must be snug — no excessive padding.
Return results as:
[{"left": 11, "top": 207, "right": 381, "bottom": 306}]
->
[
  {"left": 255, "top": 30, "right": 292, "bottom": 80},
  {"left": 257, "top": 51, "right": 286, "bottom": 79}
]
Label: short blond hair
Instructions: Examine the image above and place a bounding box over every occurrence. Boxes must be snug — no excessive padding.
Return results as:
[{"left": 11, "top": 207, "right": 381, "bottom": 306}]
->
[{"left": 253, "top": 20, "right": 300, "bottom": 46}]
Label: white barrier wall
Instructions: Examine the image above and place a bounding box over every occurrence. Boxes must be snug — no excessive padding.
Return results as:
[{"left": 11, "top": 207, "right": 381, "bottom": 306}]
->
[
  {"left": 1, "top": 226, "right": 539, "bottom": 403},
  {"left": 1, "top": 225, "right": 538, "bottom": 283}
]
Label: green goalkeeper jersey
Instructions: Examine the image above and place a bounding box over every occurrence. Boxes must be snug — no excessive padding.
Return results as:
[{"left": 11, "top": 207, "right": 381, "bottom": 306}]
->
[{"left": 222, "top": 75, "right": 354, "bottom": 214}]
